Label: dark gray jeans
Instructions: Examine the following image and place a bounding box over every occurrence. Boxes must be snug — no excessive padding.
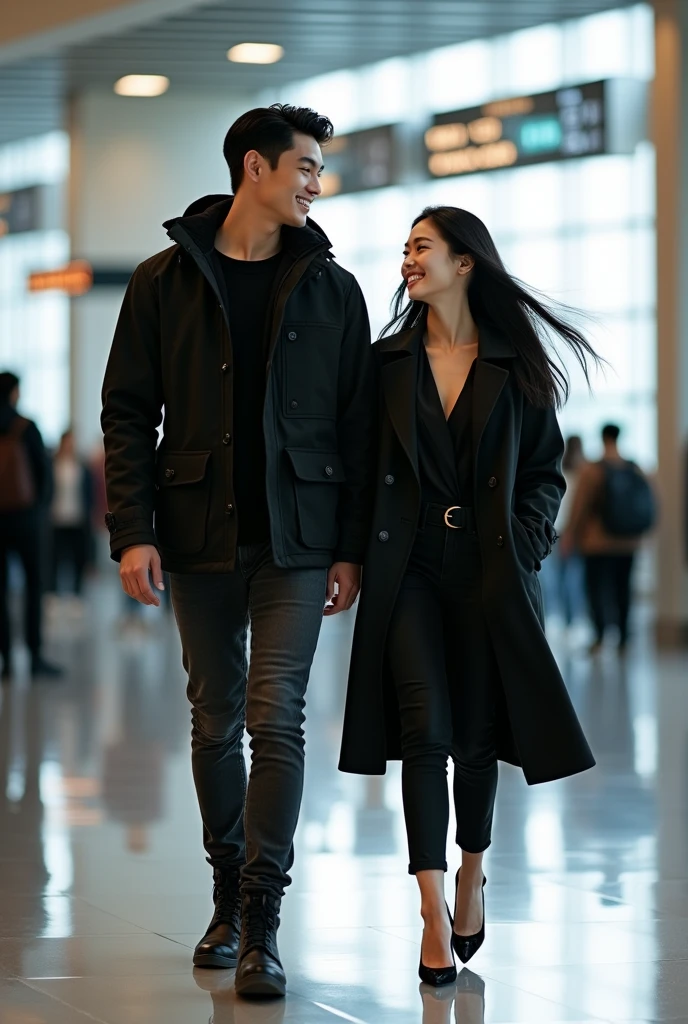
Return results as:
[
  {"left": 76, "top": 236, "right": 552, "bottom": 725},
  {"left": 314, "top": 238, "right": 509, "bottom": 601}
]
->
[{"left": 170, "top": 543, "right": 327, "bottom": 898}]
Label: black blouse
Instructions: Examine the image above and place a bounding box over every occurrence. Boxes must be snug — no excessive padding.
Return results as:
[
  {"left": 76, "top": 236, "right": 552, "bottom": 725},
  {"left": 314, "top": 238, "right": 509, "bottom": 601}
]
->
[{"left": 417, "top": 345, "right": 476, "bottom": 507}]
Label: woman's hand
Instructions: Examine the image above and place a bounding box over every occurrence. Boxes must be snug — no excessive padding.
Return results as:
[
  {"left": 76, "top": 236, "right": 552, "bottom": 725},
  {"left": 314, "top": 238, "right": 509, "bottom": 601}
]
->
[{"left": 324, "top": 562, "right": 361, "bottom": 616}]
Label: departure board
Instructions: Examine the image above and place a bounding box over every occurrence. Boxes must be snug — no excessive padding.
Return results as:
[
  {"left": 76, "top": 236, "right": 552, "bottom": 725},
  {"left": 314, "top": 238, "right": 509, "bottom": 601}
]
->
[
  {"left": 320, "top": 125, "right": 397, "bottom": 197},
  {"left": 426, "top": 81, "right": 607, "bottom": 178}
]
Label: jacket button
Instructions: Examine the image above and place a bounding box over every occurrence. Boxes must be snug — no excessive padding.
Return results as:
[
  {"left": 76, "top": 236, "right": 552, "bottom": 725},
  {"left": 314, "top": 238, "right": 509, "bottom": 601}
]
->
[
  {"left": 290, "top": 400, "right": 299, "bottom": 409},
  {"left": 384, "top": 474, "right": 394, "bottom": 485},
  {"left": 225, "top": 504, "right": 234, "bottom": 516},
  {"left": 325, "top": 465, "right": 334, "bottom": 477},
  {"left": 488, "top": 476, "right": 497, "bottom": 488},
  {"left": 378, "top": 530, "right": 389, "bottom": 543},
  {"left": 288, "top": 331, "right": 298, "bottom": 341},
  {"left": 497, "top": 535, "right": 504, "bottom": 547},
  {"left": 165, "top": 468, "right": 175, "bottom": 479},
  {"left": 223, "top": 433, "right": 232, "bottom": 445},
  {"left": 221, "top": 363, "right": 229, "bottom": 373}
]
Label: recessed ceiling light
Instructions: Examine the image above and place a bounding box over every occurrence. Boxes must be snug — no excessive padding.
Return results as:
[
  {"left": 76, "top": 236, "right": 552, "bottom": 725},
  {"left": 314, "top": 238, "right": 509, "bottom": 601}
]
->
[
  {"left": 227, "top": 43, "right": 284, "bottom": 65},
  {"left": 114, "top": 75, "right": 170, "bottom": 97}
]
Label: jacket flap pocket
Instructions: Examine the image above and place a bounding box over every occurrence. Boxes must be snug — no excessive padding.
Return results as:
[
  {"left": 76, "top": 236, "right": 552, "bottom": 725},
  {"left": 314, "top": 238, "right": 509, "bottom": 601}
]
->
[
  {"left": 157, "top": 450, "right": 210, "bottom": 486},
  {"left": 285, "top": 449, "right": 345, "bottom": 483}
]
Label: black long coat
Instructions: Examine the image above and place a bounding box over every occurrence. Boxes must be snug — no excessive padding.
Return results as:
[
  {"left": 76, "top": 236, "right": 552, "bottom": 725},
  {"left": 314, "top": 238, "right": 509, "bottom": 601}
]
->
[{"left": 339, "top": 322, "right": 595, "bottom": 786}]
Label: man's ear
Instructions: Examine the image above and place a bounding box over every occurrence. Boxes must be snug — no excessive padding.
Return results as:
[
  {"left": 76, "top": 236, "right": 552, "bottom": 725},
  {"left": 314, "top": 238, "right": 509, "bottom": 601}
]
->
[{"left": 244, "top": 149, "right": 263, "bottom": 184}]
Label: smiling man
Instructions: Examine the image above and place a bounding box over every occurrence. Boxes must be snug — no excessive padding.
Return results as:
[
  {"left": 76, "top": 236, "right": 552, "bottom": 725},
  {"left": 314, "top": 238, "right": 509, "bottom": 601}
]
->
[{"left": 101, "top": 105, "right": 374, "bottom": 998}]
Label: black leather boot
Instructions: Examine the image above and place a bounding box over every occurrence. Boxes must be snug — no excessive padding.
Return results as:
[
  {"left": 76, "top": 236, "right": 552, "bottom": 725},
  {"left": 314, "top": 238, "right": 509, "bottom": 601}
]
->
[
  {"left": 193, "top": 866, "right": 242, "bottom": 969},
  {"left": 234, "top": 893, "right": 286, "bottom": 998}
]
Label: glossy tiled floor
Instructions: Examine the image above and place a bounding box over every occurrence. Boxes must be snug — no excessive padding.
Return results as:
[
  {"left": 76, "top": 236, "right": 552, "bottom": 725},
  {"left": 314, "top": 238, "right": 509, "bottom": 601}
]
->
[{"left": 0, "top": 578, "right": 686, "bottom": 1023}]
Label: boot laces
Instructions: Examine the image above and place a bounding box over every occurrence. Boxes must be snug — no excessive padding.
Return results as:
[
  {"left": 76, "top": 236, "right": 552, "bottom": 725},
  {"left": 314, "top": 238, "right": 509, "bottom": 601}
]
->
[
  {"left": 213, "top": 868, "right": 240, "bottom": 923},
  {"left": 244, "top": 894, "right": 277, "bottom": 949}
]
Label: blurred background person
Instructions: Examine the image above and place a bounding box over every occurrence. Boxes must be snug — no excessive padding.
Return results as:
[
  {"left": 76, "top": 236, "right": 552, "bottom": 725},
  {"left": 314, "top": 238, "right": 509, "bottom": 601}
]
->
[
  {"left": 50, "top": 428, "right": 95, "bottom": 602},
  {"left": 0, "top": 371, "right": 62, "bottom": 680},
  {"left": 541, "top": 434, "right": 588, "bottom": 635},
  {"left": 563, "top": 423, "right": 656, "bottom": 654}
]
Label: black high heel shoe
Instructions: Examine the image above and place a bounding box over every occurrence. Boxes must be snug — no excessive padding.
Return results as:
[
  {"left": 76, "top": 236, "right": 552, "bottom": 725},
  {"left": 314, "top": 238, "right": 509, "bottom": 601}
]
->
[
  {"left": 452, "top": 868, "right": 486, "bottom": 964},
  {"left": 418, "top": 902, "right": 457, "bottom": 987}
]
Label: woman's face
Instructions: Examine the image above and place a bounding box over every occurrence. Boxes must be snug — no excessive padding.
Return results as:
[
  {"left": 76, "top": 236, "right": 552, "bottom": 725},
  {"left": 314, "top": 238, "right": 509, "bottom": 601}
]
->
[{"left": 401, "top": 218, "right": 472, "bottom": 303}]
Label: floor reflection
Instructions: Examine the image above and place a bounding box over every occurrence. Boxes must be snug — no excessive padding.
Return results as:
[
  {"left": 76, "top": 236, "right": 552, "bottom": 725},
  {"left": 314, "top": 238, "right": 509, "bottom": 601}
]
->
[{"left": 0, "top": 581, "right": 686, "bottom": 1023}]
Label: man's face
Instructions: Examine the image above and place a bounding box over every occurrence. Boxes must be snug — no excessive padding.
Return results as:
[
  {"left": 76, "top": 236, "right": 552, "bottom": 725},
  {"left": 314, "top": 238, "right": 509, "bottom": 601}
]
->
[{"left": 253, "top": 132, "right": 324, "bottom": 227}]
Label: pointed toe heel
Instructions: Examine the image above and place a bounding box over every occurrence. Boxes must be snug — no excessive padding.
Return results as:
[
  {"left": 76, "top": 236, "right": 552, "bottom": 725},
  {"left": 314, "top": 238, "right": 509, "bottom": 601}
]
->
[
  {"left": 417, "top": 903, "right": 457, "bottom": 987},
  {"left": 452, "top": 872, "right": 486, "bottom": 965}
]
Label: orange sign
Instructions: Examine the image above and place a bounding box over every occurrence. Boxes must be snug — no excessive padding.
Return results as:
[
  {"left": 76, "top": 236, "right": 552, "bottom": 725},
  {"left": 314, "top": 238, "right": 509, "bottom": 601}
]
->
[{"left": 28, "top": 260, "right": 93, "bottom": 296}]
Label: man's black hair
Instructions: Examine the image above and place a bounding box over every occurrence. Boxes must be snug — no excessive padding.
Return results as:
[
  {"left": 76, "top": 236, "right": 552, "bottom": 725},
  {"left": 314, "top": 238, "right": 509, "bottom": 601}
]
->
[
  {"left": 601, "top": 423, "right": 621, "bottom": 443},
  {"left": 223, "top": 103, "right": 334, "bottom": 192},
  {"left": 0, "top": 371, "right": 19, "bottom": 404}
]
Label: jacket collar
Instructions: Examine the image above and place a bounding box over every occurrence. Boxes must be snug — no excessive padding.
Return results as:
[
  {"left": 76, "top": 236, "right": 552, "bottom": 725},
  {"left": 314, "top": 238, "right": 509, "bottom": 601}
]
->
[
  {"left": 163, "top": 194, "right": 332, "bottom": 260},
  {"left": 377, "top": 313, "right": 517, "bottom": 361}
]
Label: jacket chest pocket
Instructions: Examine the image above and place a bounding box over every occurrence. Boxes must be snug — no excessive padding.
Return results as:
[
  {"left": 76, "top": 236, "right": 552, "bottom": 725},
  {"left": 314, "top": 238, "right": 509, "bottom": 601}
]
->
[
  {"left": 283, "top": 323, "right": 341, "bottom": 419},
  {"left": 155, "top": 451, "right": 211, "bottom": 554},
  {"left": 286, "top": 448, "right": 345, "bottom": 549}
]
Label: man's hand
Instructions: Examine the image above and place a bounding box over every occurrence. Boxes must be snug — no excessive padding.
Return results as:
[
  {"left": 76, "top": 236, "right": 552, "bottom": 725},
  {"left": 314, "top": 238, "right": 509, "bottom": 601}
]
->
[
  {"left": 120, "top": 544, "right": 164, "bottom": 606},
  {"left": 324, "top": 562, "right": 361, "bottom": 616}
]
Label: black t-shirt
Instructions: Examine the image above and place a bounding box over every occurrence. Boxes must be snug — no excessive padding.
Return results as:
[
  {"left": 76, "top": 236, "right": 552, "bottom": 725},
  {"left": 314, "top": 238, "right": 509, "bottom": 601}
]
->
[{"left": 213, "top": 249, "right": 283, "bottom": 544}]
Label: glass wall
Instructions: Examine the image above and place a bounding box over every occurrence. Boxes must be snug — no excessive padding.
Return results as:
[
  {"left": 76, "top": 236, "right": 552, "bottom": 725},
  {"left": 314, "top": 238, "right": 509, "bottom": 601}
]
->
[
  {"left": 266, "top": 4, "right": 656, "bottom": 466},
  {"left": 0, "top": 131, "right": 70, "bottom": 446}
]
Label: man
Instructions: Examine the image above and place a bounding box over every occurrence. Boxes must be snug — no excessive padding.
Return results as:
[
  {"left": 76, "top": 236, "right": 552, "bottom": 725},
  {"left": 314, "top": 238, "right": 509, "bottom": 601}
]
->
[
  {"left": 564, "top": 423, "right": 655, "bottom": 654},
  {"left": 101, "top": 104, "right": 374, "bottom": 998},
  {"left": 0, "top": 371, "right": 62, "bottom": 680}
]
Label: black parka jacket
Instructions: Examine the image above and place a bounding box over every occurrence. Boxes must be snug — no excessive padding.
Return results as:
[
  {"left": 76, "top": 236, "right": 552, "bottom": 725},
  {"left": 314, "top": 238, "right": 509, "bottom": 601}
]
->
[
  {"left": 339, "top": 321, "right": 596, "bottom": 786},
  {"left": 101, "top": 196, "right": 375, "bottom": 572}
]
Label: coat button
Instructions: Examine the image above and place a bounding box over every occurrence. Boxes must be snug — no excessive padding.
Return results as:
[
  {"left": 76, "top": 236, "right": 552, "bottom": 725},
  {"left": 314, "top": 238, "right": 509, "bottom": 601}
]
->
[
  {"left": 488, "top": 476, "right": 497, "bottom": 488},
  {"left": 497, "top": 535, "right": 504, "bottom": 547},
  {"left": 325, "top": 465, "right": 334, "bottom": 477},
  {"left": 290, "top": 400, "right": 299, "bottom": 409},
  {"left": 165, "top": 468, "right": 175, "bottom": 479},
  {"left": 223, "top": 433, "right": 232, "bottom": 445},
  {"left": 384, "top": 474, "right": 394, "bottom": 485},
  {"left": 288, "top": 331, "right": 298, "bottom": 341},
  {"left": 221, "top": 363, "right": 229, "bottom": 373},
  {"left": 225, "top": 504, "right": 234, "bottom": 516},
  {"left": 378, "top": 530, "right": 389, "bottom": 542}
]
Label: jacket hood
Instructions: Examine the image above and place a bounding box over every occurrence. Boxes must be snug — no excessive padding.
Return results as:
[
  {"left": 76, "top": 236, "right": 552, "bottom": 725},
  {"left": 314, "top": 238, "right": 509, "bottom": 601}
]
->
[{"left": 163, "top": 193, "right": 332, "bottom": 258}]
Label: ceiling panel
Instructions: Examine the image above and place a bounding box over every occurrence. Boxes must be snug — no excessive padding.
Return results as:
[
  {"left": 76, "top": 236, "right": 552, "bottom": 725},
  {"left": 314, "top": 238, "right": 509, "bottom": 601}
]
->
[{"left": 0, "top": 0, "right": 638, "bottom": 148}]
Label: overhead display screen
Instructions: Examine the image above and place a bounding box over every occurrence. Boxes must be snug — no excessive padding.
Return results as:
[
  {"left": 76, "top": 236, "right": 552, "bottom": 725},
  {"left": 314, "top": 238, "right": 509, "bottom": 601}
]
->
[
  {"left": 0, "top": 186, "right": 42, "bottom": 236},
  {"left": 320, "top": 125, "right": 397, "bottom": 197},
  {"left": 426, "top": 81, "right": 607, "bottom": 178}
]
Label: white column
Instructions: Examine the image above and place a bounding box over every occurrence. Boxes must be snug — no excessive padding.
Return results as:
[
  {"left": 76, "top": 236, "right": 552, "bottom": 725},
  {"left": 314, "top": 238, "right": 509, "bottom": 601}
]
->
[{"left": 653, "top": 0, "right": 688, "bottom": 645}]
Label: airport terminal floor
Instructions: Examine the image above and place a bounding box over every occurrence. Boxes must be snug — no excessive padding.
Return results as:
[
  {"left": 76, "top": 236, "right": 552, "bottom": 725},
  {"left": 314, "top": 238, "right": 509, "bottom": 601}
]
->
[{"left": 0, "top": 577, "right": 686, "bottom": 1024}]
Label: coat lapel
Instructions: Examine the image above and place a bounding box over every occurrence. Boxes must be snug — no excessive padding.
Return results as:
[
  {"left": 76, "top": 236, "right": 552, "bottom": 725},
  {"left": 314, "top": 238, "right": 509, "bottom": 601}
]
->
[
  {"left": 378, "top": 322, "right": 423, "bottom": 479},
  {"left": 378, "top": 319, "right": 517, "bottom": 475},
  {"left": 472, "top": 324, "right": 515, "bottom": 458}
]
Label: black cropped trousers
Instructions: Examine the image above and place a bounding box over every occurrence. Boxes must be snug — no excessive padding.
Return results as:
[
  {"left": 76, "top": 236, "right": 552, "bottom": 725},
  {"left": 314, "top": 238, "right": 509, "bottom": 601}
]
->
[{"left": 387, "top": 518, "right": 499, "bottom": 874}]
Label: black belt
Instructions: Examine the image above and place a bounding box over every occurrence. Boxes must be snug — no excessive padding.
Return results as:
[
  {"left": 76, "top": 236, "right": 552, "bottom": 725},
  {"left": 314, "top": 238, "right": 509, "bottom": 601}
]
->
[{"left": 421, "top": 502, "right": 476, "bottom": 532}]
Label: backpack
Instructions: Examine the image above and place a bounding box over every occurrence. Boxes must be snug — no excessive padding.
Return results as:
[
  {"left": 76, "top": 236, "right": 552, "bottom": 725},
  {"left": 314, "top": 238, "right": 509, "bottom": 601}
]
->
[
  {"left": 600, "top": 460, "right": 656, "bottom": 537},
  {"left": 0, "top": 416, "right": 36, "bottom": 513}
]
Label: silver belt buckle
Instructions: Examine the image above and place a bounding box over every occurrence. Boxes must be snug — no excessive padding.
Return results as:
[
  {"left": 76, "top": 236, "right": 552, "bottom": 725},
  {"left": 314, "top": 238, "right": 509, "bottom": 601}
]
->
[{"left": 444, "top": 505, "right": 462, "bottom": 529}]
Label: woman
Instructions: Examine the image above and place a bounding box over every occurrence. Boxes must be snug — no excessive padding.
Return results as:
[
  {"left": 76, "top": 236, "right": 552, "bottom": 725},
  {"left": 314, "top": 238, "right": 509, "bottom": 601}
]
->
[
  {"left": 50, "top": 429, "right": 94, "bottom": 597},
  {"left": 551, "top": 435, "right": 587, "bottom": 629},
  {"left": 339, "top": 207, "right": 597, "bottom": 986}
]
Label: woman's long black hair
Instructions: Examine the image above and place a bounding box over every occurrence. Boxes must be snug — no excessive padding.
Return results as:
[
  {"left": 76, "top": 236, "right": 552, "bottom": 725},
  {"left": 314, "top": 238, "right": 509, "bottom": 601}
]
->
[{"left": 382, "top": 206, "right": 600, "bottom": 409}]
